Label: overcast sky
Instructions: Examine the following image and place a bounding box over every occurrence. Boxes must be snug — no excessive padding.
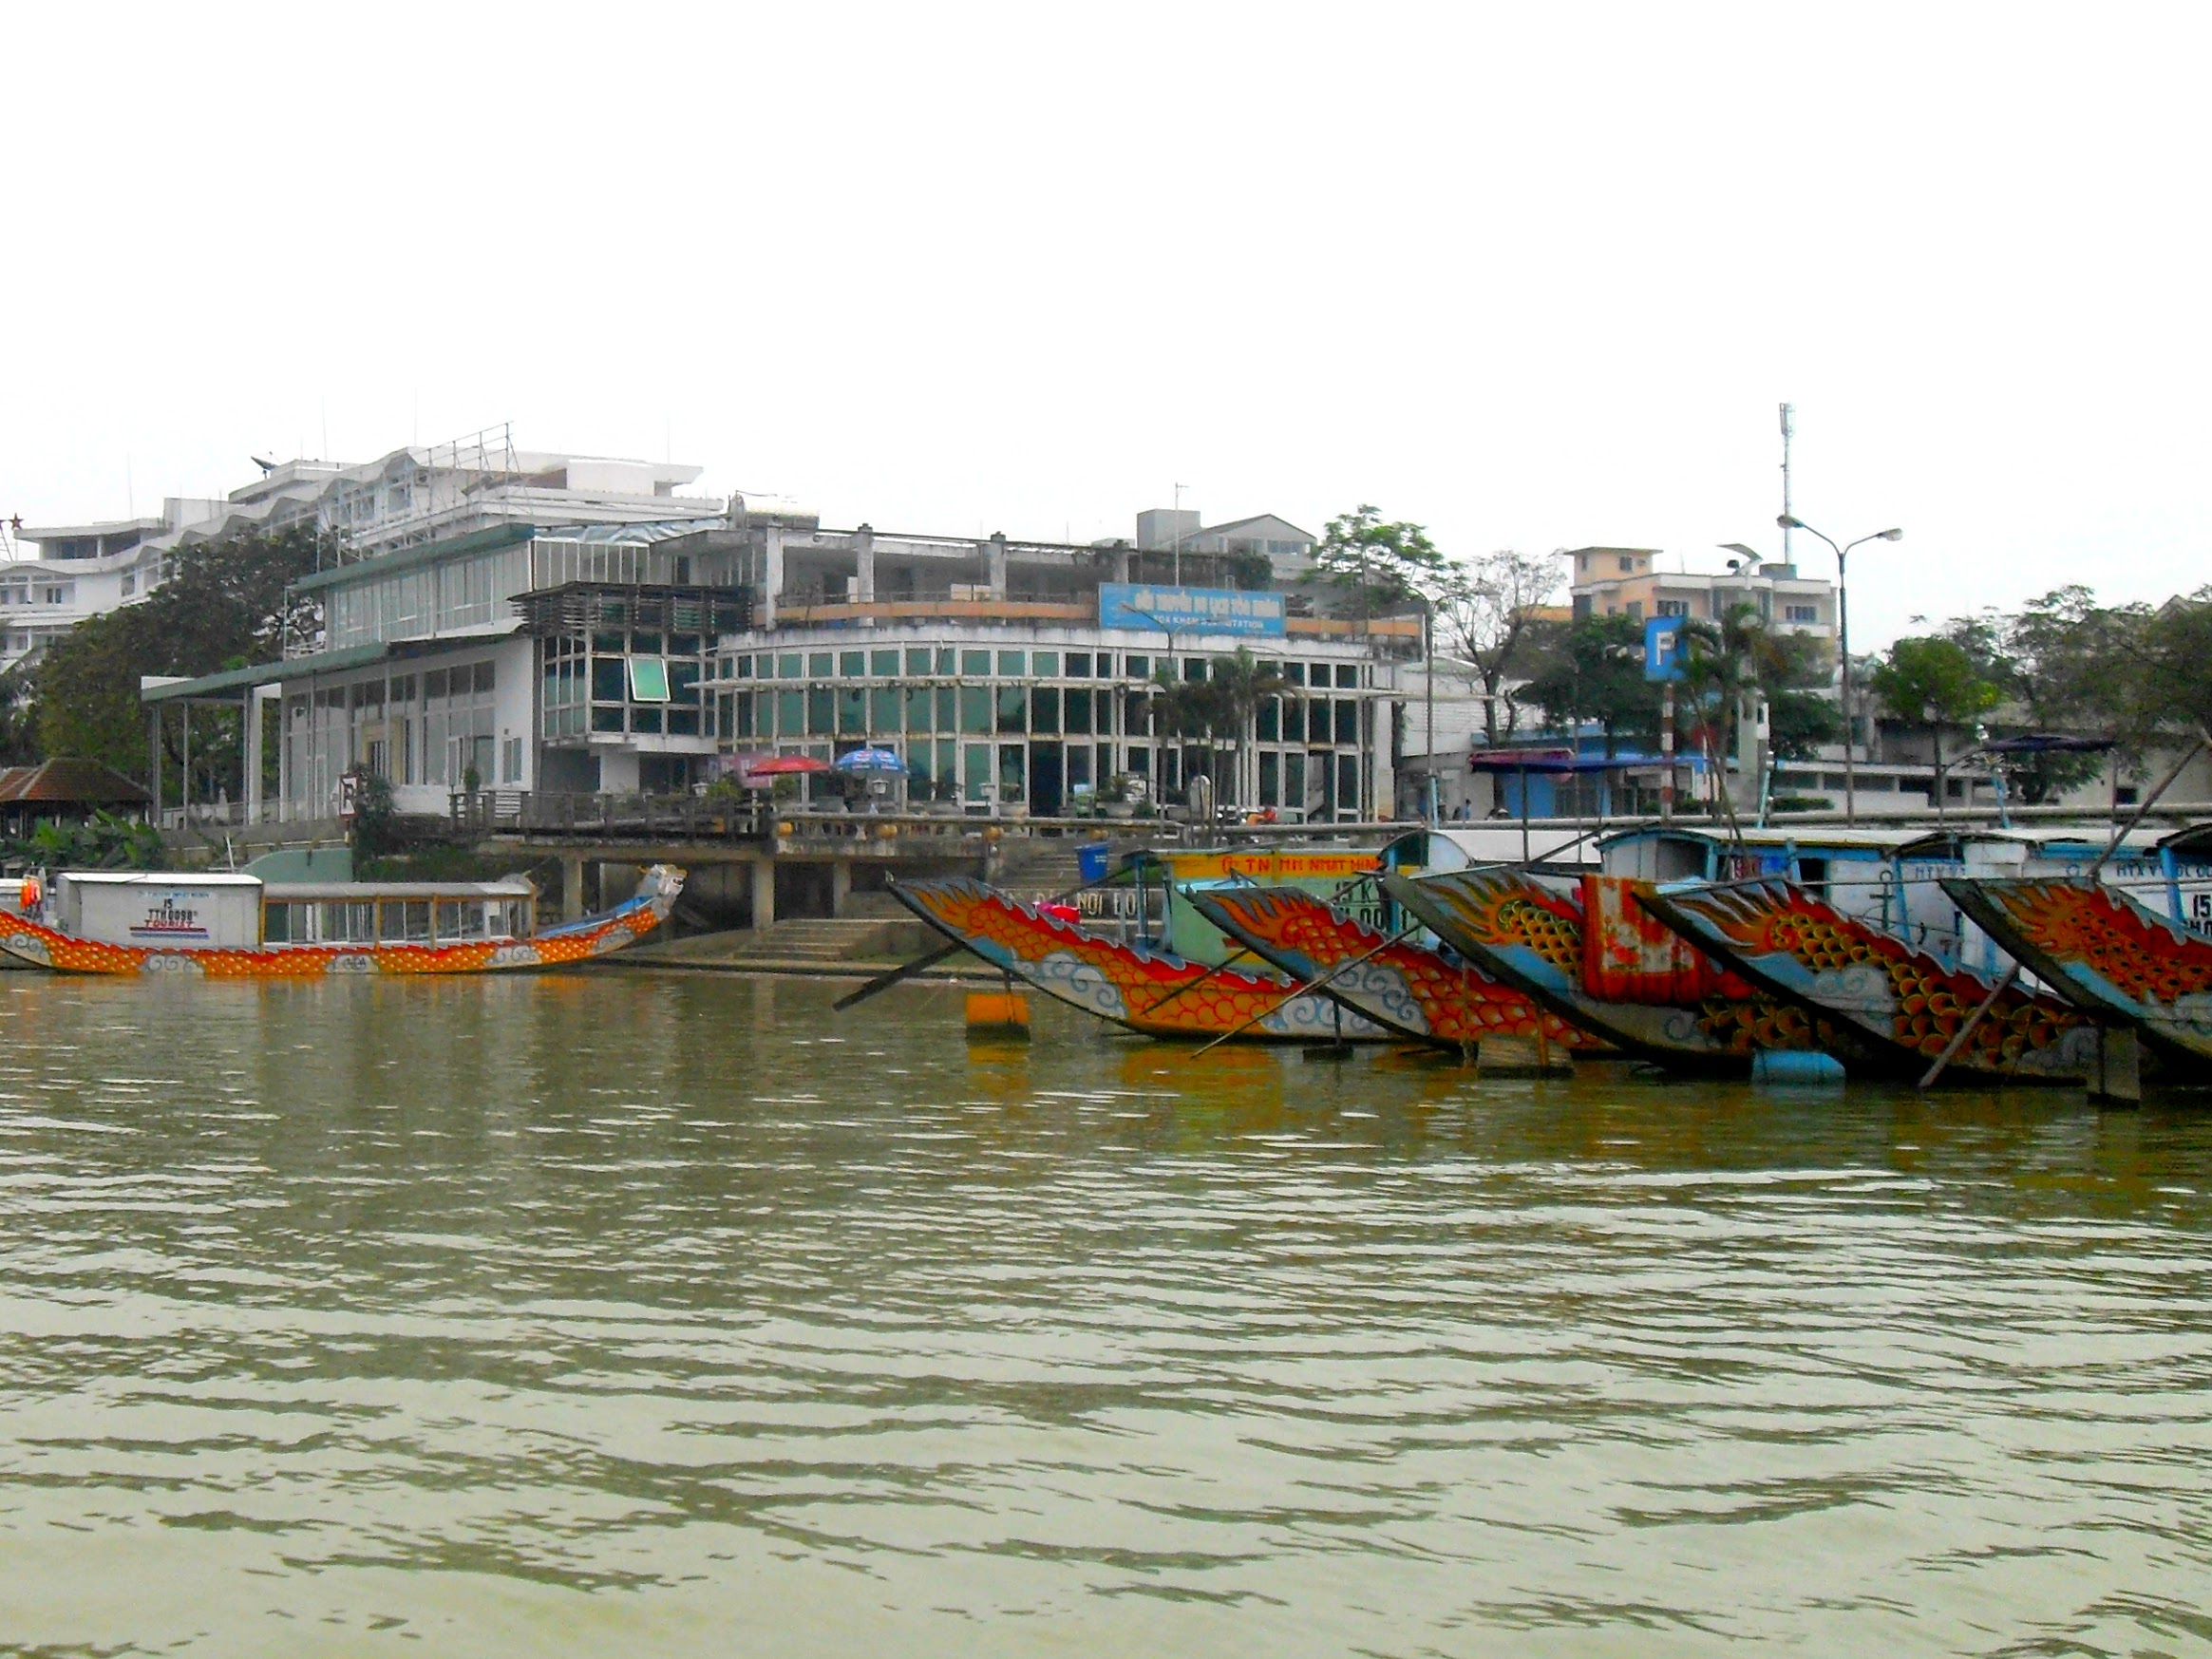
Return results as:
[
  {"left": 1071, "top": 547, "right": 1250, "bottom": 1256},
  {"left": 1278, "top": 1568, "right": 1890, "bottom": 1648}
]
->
[{"left": 5, "top": 4, "right": 2205, "bottom": 650}]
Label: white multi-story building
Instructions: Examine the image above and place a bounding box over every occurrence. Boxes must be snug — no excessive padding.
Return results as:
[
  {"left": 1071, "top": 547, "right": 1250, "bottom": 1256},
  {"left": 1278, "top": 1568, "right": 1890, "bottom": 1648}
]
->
[{"left": 7, "top": 427, "right": 729, "bottom": 673}]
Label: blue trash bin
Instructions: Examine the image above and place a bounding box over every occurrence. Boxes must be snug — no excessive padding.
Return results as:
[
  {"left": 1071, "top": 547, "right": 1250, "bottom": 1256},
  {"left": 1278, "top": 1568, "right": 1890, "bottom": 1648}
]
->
[{"left": 1076, "top": 841, "right": 1111, "bottom": 884}]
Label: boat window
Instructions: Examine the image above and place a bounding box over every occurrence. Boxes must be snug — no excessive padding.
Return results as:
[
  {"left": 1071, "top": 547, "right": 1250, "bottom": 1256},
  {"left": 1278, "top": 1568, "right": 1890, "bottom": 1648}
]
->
[
  {"left": 319, "top": 901, "right": 375, "bottom": 944},
  {"left": 262, "top": 903, "right": 292, "bottom": 944},
  {"left": 496, "top": 900, "right": 529, "bottom": 937},
  {"left": 437, "top": 900, "right": 488, "bottom": 940},
  {"left": 383, "top": 900, "right": 432, "bottom": 944}
]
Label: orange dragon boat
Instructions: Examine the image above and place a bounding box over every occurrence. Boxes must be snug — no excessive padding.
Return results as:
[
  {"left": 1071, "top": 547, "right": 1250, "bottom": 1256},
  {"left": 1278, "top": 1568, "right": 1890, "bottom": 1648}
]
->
[
  {"left": 891, "top": 876, "right": 1391, "bottom": 1043},
  {"left": 0, "top": 865, "right": 683, "bottom": 977}
]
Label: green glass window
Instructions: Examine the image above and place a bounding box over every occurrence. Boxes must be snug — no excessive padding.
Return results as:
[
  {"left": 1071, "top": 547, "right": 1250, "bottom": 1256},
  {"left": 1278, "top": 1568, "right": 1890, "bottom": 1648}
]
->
[
  {"left": 1030, "top": 687, "right": 1059, "bottom": 734},
  {"left": 841, "top": 650, "right": 865, "bottom": 676},
  {"left": 1259, "top": 752, "right": 1280, "bottom": 806},
  {"left": 593, "top": 632, "right": 625, "bottom": 654},
  {"left": 936, "top": 739, "right": 957, "bottom": 789},
  {"left": 633, "top": 706, "right": 663, "bottom": 734},
  {"left": 669, "top": 662, "right": 701, "bottom": 705},
  {"left": 838, "top": 688, "right": 866, "bottom": 733},
  {"left": 1125, "top": 654, "right": 1148, "bottom": 678},
  {"left": 1257, "top": 701, "right": 1279, "bottom": 742},
  {"left": 996, "top": 687, "right": 1027, "bottom": 734},
  {"left": 997, "top": 650, "right": 1026, "bottom": 675},
  {"left": 593, "top": 658, "right": 626, "bottom": 701},
  {"left": 1285, "top": 753, "right": 1306, "bottom": 806},
  {"left": 670, "top": 634, "right": 700, "bottom": 656},
  {"left": 592, "top": 706, "right": 625, "bottom": 733},
  {"left": 960, "top": 687, "right": 992, "bottom": 733},
  {"left": 778, "top": 653, "right": 802, "bottom": 680},
  {"left": 734, "top": 692, "right": 755, "bottom": 737},
  {"left": 906, "top": 647, "right": 932, "bottom": 674},
  {"left": 908, "top": 744, "right": 933, "bottom": 785},
  {"left": 904, "top": 688, "right": 933, "bottom": 733},
  {"left": 809, "top": 651, "right": 834, "bottom": 677},
  {"left": 1066, "top": 651, "right": 1091, "bottom": 677},
  {"left": 1337, "top": 665, "right": 1360, "bottom": 688},
  {"left": 872, "top": 649, "right": 899, "bottom": 675},
  {"left": 871, "top": 687, "right": 899, "bottom": 730},
  {"left": 935, "top": 687, "right": 957, "bottom": 731},
  {"left": 1334, "top": 701, "right": 1358, "bottom": 744},
  {"left": 964, "top": 743, "right": 991, "bottom": 801},
  {"left": 936, "top": 648, "right": 955, "bottom": 673},
  {"left": 1308, "top": 701, "right": 1331, "bottom": 744},
  {"left": 777, "top": 689, "right": 804, "bottom": 735},
  {"left": 629, "top": 660, "right": 671, "bottom": 702},
  {"left": 960, "top": 649, "right": 991, "bottom": 675},
  {"left": 1064, "top": 688, "right": 1092, "bottom": 735},
  {"left": 807, "top": 688, "right": 834, "bottom": 734},
  {"left": 632, "top": 632, "right": 662, "bottom": 655},
  {"left": 1031, "top": 650, "right": 1059, "bottom": 676}
]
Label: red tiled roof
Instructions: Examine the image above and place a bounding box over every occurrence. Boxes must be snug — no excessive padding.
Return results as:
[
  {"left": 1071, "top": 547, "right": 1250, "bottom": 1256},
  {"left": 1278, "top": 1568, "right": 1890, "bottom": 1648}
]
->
[{"left": 0, "top": 759, "right": 151, "bottom": 806}]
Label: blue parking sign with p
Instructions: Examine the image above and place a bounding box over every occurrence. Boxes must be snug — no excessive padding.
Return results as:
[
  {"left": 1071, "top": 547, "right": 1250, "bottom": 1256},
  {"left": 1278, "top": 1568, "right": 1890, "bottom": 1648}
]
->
[{"left": 1643, "top": 615, "right": 1687, "bottom": 682}]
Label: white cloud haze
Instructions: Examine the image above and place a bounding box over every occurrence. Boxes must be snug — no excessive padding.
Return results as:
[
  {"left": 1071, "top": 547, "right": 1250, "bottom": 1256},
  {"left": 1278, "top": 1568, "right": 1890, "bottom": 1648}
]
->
[{"left": 4, "top": 2, "right": 2206, "bottom": 649}]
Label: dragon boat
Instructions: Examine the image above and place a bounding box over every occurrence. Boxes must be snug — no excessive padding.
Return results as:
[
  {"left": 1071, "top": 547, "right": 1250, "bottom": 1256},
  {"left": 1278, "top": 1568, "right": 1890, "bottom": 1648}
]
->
[
  {"left": 890, "top": 876, "right": 1390, "bottom": 1043},
  {"left": 0, "top": 865, "right": 683, "bottom": 977},
  {"left": 1941, "top": 876, "right": 2212, "bottom": 1076},
  {"left": 1381, "top": 867, "right": 1835, "bottom": 1074},
  {"left": 1637, "top": 879, "right": 2122, "bottom": 1085},
  {"left": 1180, "top": 881, "right": 1598, "bottom": 1055}
]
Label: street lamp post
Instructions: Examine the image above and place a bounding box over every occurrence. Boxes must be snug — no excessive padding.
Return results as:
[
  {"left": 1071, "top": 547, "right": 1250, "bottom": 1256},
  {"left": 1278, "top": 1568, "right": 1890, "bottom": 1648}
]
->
[{"left": 1776, "top": 515, "right": 1903, "bottom": 825}]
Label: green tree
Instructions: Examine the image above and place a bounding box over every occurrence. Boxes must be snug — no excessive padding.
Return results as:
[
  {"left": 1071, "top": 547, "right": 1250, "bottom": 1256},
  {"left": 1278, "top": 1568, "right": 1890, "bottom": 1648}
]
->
[
  {"left": 1869, "top": 634, "right": 2001, "bottom": 815},
  {"left": 31, "top": 525, "right": 328, "bottom": 803},
  {"left": 1434, "top": 548, "right": 1560, "bottom": 745},
  {"left": 0, "top": 669, "right": 40, "bottom": 766},
  {"left": 1520, "top": 613, "right": 1654, "bottom": 757},
  {"left": 1314, "top": 504, "right": 1448, "bottom": 620}
]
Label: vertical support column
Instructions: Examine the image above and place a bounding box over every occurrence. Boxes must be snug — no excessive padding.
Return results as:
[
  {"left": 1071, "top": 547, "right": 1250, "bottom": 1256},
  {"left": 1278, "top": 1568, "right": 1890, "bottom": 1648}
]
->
[
  {"left": 181, "top": 704, "right": 192, "bottom": 825},
  {"left": 987, "top": 532, "right": 1009, "bottom": 598},
  {"left": 1661, "top": 681, "right": 1675, "bottom": 823},
  {"left": 761, "top": 525, "right": 785, "bottom": 628},
  {"left": 244, "top": 688, "right": 265, "bottom": 826},
  {"left": 830, "top": 858, "right": 852, "bottom": 918},
  {"left": 559, "top": 853, "right": 585, "bottom": 923},
  {"left": 750, "top": 855, "right": 776, "bottom": 935},
  {"left": 854, "top": 523, "right": 876, "bottom": 604},
  {"left": 148, "top": 705, "right": 161, "bottom": 822}
]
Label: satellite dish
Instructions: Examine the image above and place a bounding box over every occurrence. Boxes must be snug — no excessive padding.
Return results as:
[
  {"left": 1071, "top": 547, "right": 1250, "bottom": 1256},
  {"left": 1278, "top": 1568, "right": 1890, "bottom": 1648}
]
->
[{"left": 250, "top": 456, "right": 277, "bottom": 475}]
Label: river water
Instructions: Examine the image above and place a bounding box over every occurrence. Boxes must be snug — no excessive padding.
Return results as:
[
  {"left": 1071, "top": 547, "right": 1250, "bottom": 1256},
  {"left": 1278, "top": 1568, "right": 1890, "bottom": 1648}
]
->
[{"left": 1, "top": 971, "right": 2207, "bottom": 1657}]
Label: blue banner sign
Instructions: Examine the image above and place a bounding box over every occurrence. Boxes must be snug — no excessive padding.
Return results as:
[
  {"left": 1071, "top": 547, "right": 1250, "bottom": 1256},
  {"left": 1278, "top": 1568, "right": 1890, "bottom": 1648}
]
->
[
  {"left": 1099, "top": 583, "right": 1287, "bottom": 638},
  {"left": 1643, "top": 614, "right": 1688, "bottom": 682}
]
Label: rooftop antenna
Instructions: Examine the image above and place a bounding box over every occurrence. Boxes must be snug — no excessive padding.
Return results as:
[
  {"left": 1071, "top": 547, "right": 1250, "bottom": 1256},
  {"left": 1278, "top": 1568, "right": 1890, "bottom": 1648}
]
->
[
  {"left": 1172, "top": 481, "right": 1190, "bottom": 586},
  {"left": 1779, "top": 402, "right": 1795, "bottom": 568}
]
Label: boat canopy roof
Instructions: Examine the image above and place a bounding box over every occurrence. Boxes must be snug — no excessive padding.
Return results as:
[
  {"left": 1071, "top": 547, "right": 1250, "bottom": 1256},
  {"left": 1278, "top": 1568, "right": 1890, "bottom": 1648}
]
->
[
  {"left": 1599, "top": 824, "right": 1933, "bottom": 856},
  {"left": 57, "top": 870, "right": 267, "bottom": 887},
  {"left": 262, "top": 878, "right": 538, "bottom": 901},
  {"left": 1386, "top": 826, "right": 1603, "bottom": 872}
]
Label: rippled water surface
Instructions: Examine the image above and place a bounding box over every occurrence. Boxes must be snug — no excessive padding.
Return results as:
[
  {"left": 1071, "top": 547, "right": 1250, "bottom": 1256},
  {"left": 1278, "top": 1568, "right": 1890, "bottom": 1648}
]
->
[{"left": 2, "top": 970, "right": 2209, "bottom": 1656}]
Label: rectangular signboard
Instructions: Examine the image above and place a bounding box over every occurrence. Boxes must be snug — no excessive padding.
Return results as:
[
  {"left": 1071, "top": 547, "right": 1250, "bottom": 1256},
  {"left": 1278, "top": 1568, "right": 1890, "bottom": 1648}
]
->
[
  {"left": 1099, "top": 583, "right": 1287, "bottom": 638},
  {"left": 1643, "top": 614, "right": 1688, "bottom": 682}
]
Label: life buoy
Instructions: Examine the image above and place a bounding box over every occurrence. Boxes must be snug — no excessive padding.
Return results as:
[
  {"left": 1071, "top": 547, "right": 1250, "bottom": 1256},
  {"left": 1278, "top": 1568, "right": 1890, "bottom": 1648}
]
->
[{"left": 18, "top": 877, "right": 39, "bottom": 910}]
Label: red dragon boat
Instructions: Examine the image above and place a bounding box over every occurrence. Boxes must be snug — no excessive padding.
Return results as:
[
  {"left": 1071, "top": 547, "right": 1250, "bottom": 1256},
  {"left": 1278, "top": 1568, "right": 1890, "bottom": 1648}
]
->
[
  {"left": 1180, "top": 882, "right": 1598, "bottom": 1055},
  {"left": 1380, "top": 867, "right": 1837, "bottom": 1074},
  {"left": 1942, "top": 876, "right": 2212, "bottom": 1077},
  {"left": 1638, "top": 879, "right": 2119, "bottom": 1084}
]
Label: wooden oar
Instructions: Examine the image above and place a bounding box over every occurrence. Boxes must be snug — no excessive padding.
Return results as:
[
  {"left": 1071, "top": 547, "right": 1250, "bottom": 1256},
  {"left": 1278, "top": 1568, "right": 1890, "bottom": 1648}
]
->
[
  {"left": 831, "top": 942, "right": 966, "bottom": 1011},
  {"left": 1192, "top": 924, "right": 1422, "bottom": 1055}
]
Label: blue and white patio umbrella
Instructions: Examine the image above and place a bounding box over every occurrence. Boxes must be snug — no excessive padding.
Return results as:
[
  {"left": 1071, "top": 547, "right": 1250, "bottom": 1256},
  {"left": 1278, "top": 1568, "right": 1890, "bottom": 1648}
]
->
[{"left": 833, "top": 747, "right": 909, "bottom": 774}]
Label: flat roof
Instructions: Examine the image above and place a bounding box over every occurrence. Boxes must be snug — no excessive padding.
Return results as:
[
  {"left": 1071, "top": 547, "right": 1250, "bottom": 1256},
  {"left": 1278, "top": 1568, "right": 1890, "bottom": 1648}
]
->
[{"left": 290, "top": 522, "right": 537, "bottom": 595}]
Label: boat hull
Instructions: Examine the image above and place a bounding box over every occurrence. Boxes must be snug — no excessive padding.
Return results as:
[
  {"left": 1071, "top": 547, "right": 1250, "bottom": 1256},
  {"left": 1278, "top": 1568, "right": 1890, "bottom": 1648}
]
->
[
  {"left": 1639, "top": 879, "right": 2100, "bottom": 1084},
  {"left": 1382, "top": 868, "right": 1828, "bottom": 1074},
  {"left": 890, "top": 877, "right": 1391, "bottom": 1043},
  {"left": 1181, "top": 883, "right": 1598, "bottom": 1052},
  {"left": 1942, "top": 876, "right": 2212, "bottom": 1074},
  {"left": 0, "top": 866, "right": 683, "bottom": 977}
]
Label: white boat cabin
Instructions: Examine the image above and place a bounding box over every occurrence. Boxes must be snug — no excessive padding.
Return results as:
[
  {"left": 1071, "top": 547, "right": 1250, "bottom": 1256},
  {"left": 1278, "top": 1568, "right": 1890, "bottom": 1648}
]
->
[{"left": 46, "top": 871, "right": 538, "bottom": 950}]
